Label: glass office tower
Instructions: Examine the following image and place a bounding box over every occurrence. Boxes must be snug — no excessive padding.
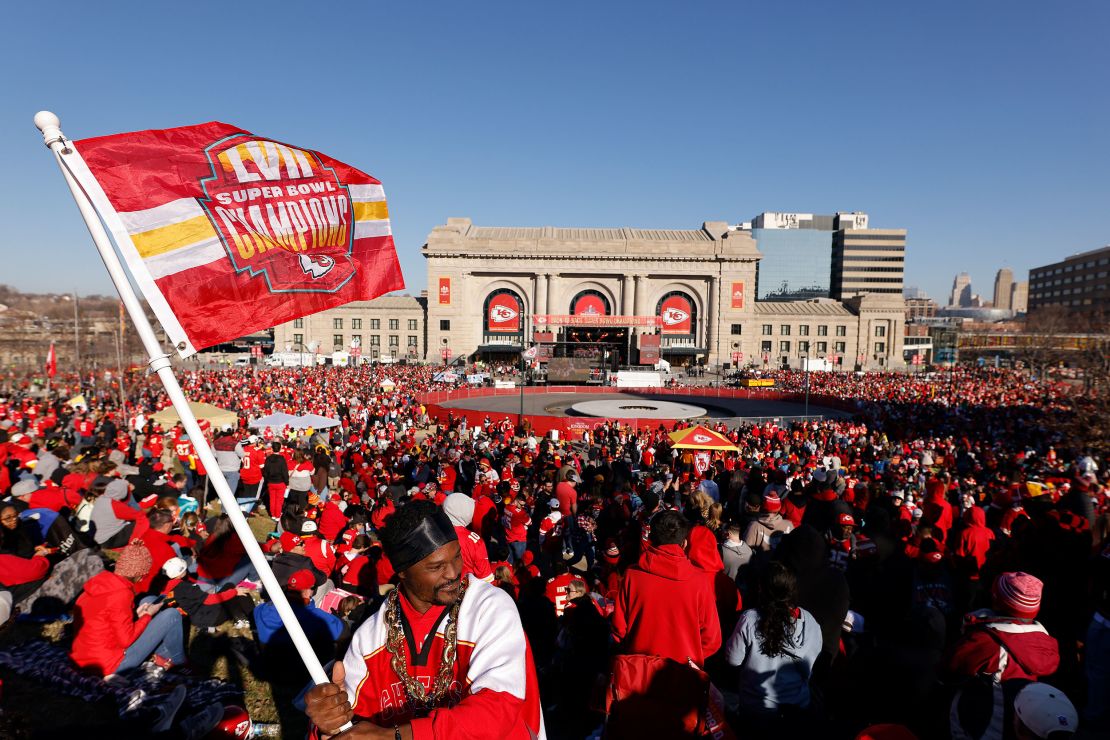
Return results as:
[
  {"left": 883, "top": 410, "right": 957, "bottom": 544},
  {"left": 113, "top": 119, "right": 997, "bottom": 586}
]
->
[{"left": 753, "top": 228, "right": 833, "bottom": 301}]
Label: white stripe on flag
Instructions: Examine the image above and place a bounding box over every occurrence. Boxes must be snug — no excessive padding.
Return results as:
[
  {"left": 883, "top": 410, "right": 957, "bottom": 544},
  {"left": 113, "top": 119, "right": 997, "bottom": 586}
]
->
[
  {"left": 354, "top": 220, "right": 392, "bottom": 239},
  {"left": 348, "top": 184, "right": 385, "bottom": 202},
  {"left": 65, "top": 142, "right": 195, "bottom": 357},
  {"left": 118, "top": 197, "right": 206, "bottom": 233},
  {"left": 144, "top": 237, "right": 225, "bottom": 279}
]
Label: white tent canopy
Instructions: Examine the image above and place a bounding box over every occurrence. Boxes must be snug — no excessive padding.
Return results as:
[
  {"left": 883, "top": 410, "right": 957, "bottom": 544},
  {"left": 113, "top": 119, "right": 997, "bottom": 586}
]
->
[
  {"left": 248, "top": 412, "right": 301, "bottom": 430},
  {"left": 153, "top": 401, "right": 238, "bottom": 429},
  {"left": 297, "top": 413, "right": 342, "bottom": 429},
  {"left": 250, "top": 412, "right": 342, "bottom": 430}
]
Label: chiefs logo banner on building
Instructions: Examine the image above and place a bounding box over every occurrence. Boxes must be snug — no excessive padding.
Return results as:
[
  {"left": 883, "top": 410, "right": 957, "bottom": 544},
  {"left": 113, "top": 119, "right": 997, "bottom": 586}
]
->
[
  {"left": 67, "top": 122, "right": 403, "bottom": 357},
  {"left": 660, "top": 294, "right": 693, "bottom": 335},
  {"left": 439, "top": 277, "right": 451, "bottom": 305},
  {"left": 487, "top": 293, "right": 521, "bottom": 333},
  {"left": 730, "top": 281, "right": 745, "bottom": 309}
]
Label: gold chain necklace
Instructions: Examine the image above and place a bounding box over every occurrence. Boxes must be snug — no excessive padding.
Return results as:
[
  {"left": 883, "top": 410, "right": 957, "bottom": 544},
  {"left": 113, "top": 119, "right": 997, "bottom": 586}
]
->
[{"left": 384, "top": 579, "right": 468, "bottom": 715}]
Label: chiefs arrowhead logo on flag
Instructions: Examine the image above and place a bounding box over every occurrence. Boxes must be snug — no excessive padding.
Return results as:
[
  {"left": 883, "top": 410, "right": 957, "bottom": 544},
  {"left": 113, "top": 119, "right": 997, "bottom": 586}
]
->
[
  {"left": 692, "top": 433, "right": 713, "bottom": 444},
  {"left": 66, "top": 122, "right": 403, "bottom": 356},
  {"left": 491, "top": 305, "right": 518, "bottom": 322}
]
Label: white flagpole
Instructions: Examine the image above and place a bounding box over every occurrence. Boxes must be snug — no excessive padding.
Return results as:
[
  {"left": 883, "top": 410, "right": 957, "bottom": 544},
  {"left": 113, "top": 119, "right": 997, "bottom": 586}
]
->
[{"left": 34, "top": 112, "right": 344, "bottom": 700}]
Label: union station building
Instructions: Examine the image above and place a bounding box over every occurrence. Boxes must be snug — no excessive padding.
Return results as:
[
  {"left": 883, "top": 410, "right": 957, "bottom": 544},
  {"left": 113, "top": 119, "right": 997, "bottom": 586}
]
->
[
  {"left": 272, "top": 217, "right": 906, "bottom": 370},
  {"left": 422, "top": 217, "right": 906, "bottom": 371}
]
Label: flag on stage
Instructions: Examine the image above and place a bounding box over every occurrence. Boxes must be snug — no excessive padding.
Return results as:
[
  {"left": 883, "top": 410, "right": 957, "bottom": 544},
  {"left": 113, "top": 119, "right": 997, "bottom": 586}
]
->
[
  {"left": 64, "top": 122, "right": 404, "bottom": 357},
  {"left": 45, "top": 342, "right": 57, "bottom": 378}
]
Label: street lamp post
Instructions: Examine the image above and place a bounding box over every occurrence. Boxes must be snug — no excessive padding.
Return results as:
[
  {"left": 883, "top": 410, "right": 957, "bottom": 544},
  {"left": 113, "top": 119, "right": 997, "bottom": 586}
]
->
[
  {"left": 801, "top": 348, "right": 811, "bottom": 417},
  {"left": 518, "top": 315, "right": 529, "bottom": 430},
  {"left": 519, "top": 349, "right": 526, "bottom": 429}
]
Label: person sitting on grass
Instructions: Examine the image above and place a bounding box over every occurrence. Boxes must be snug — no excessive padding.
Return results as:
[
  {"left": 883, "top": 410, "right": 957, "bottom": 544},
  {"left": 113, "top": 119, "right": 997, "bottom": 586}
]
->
[{"left": 70, "top": 542, "right": 187, "bottom": 677}]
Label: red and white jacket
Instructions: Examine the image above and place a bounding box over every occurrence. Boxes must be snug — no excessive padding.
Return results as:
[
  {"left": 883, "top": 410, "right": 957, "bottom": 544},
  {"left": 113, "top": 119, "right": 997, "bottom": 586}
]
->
[{"left": 327, "top": 576, "right": 546, "bottom": 740}]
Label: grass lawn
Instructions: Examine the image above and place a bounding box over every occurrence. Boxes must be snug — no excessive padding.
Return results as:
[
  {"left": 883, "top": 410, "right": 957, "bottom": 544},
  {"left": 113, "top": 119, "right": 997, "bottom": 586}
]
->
[{"left": 0, "top": 514, "right": 316, "bottom": 738}]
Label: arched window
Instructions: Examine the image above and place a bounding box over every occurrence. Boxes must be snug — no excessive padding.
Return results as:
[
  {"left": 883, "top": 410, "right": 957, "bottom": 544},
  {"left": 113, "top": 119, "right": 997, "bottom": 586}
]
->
[
  {"left": 484, "top": 289, "right": 524, "bottom": 334},
  {"left": 656, "top": 291, "right": 697, "bottom": 336},
  {"left": 570, "top": 289, "right": 611, "bottom": 317}
]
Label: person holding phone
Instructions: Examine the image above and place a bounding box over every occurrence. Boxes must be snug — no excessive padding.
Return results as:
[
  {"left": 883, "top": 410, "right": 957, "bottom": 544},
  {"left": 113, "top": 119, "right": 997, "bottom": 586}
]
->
[{"left": 70, "top": 543, "right": 187, "bottom": 677}]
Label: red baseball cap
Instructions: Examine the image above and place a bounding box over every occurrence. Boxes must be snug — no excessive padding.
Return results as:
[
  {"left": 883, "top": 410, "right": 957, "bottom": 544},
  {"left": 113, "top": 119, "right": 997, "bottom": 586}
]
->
[{"left": 288, "top": 569, "right": 314, "bottom": 590}]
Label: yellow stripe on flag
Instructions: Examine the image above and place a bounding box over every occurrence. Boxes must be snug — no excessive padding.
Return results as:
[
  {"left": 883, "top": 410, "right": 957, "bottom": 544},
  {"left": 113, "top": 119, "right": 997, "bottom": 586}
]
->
[
  {"left": 130, "top": 215, "right": 219, "bottom": 259},
  {"left": 353, "top": 200, "right": 389, "bottom": 222}
]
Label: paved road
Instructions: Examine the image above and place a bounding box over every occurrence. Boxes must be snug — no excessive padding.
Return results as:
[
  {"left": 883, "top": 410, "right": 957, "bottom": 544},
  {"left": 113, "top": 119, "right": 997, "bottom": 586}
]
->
[{"left": 438, "top": 391, "right": 846, "bottom": 422}]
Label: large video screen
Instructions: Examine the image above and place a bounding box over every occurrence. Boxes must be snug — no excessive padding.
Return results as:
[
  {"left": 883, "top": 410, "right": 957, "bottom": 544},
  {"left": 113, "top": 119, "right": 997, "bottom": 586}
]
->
[{"left": 547, "top": 357, "right": 595, "bottom": 383}]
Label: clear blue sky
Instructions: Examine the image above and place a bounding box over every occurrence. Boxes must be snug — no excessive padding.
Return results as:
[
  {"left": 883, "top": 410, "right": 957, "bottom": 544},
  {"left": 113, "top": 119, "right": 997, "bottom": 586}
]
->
[{"left": 2, "top": 0, "right": 1107, "bottom": 304}]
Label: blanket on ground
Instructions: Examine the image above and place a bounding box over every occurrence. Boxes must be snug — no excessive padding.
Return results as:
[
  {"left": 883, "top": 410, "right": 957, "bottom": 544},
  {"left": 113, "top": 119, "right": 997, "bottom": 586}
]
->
[{"left": 0, "top": 639, "right": 243, "bottom": 716}]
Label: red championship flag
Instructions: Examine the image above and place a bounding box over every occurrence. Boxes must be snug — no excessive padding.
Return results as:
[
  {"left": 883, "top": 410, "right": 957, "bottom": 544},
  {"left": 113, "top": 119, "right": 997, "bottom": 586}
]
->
[
  {"left": 65, "top": 122, "right": 404, "bottom": 357},
  {"left": 45, "top": 342, "right": 57, "bottom": 378}
]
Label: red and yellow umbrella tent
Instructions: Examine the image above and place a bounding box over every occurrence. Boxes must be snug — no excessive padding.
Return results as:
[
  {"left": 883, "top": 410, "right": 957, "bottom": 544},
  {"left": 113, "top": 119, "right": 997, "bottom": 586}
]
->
[{"left": 667, "top": 425, "right": 739, "bottom": 452}]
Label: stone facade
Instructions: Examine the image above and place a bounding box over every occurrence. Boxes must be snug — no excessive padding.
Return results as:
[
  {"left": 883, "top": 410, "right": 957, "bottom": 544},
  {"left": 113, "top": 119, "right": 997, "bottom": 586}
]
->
[
  {"left": 272, "top": 295, "right": 426, "bottom": 362},
  {"left": 422, "top": 218, "right": 906, "bottom": 370}
]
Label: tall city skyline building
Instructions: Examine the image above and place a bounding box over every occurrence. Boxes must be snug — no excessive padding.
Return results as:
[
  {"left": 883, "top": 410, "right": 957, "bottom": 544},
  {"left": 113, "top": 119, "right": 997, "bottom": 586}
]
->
[
  {"left": 1010, "top": 281, "right": 1028, "bottom": 314},
  {"left": 950, "top": 273, "right": 972, "bottom": 307},
  {"left": 993, "top": 268, "right": 1014, "bottom": 311}
]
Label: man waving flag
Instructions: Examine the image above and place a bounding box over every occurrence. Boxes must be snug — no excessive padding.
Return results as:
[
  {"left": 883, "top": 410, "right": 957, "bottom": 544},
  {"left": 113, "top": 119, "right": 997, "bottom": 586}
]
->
[
  {"left": 62, "top": 121, "right": 403, "bottom": 356},
  {"left": 36, "top": 111, "right": 403, "bottom": 724}
]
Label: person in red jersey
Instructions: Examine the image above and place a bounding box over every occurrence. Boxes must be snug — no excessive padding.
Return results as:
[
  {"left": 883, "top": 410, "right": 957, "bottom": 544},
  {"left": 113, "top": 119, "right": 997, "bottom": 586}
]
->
[
  {"left": 441, "top": 493, "right": 494, "bottom": 583},
  {"left": 304, "top": 499, "right": 545, "bottom": 739},
  {"left": 238, "top": 435, "right": 268, "bottom": 503}
]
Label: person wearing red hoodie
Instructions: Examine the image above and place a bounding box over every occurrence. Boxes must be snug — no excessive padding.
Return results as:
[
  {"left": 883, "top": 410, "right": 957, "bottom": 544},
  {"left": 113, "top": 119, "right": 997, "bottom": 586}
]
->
[
  {"left": 923, "top": 476, "right": 955, "bottom": 543},
  {"left": 70, "top": 543, "right": 187, "bottom": 676},
  {"left": 952, "top": 506, "right": 994, "bottom": 581},
  {"left": 21, "top": 480, "right": 83, "bottom": 514},
  {"left": 685, "top": 524, "right": 742, "bottom": 637},
  {"left": 612, "top": 510, "right": 721, "bottom": 667},
  {"left": 317, "top": 493, "right": 349, "bottom": 542},
  {"left": 946, "top": 571, "right": 1060, "bottom": 682},
  {"left": 608, "top": 511, "right": 722, "bottom": 739}
]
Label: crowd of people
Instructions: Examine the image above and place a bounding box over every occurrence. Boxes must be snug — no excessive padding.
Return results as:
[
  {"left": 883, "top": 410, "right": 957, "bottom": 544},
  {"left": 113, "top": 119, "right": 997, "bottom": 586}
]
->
[{"left": 0, "top": 362, "right": 1105, "bottom": 739}]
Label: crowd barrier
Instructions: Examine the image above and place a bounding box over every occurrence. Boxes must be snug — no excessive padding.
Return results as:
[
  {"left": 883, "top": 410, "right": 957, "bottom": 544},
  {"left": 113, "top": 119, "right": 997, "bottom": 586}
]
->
[{"left": 417, "top": 385, "right": 861, "bottom": 439}]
